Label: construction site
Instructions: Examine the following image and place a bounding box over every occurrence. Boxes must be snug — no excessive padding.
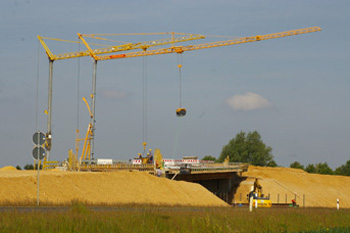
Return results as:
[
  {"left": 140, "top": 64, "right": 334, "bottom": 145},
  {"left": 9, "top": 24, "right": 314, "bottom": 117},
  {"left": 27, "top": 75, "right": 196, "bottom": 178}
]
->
[
  {"left": 3, "top": 25, "right": 348, "bottom": 209},
  {"left": 1, "top": 164, "right": 350, "bottom": 208}
]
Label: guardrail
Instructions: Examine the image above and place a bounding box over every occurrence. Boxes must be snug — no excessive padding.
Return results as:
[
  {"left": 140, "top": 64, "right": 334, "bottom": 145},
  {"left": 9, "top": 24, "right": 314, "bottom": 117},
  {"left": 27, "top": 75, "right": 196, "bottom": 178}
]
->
[
  {"left": 43, "top": 161, "right": 61, "bottom": 170},
  {"left": 166, "top": 163, "right": 249, "bottom": 174},
  {"left": 79, "top": 163, "right": 154, "bottom": 172},
  {"left": 42, "top": 159, "right": 248, "bottom": 174}
]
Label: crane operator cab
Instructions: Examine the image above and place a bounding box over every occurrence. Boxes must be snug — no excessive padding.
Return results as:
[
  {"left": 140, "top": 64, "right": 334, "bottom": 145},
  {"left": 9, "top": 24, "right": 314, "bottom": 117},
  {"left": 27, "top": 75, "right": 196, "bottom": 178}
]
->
[{"left": 176, "top": 108, "right": 187, "bottom": 117}]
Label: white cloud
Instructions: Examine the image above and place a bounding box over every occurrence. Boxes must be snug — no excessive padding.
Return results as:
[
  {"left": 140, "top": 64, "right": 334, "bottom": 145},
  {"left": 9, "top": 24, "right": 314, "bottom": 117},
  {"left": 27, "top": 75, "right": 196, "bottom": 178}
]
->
[
  {"left": 226, "top": 92, "right": 272, "bottom": 111},
  {"left": 101, "top": 90, "right": 127, "bottom": 99}
]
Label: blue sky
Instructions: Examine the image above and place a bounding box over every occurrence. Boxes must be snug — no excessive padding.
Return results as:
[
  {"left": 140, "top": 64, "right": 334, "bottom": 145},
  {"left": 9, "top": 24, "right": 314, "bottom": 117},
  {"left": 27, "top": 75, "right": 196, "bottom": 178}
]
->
[{"left": 1, "top": 0, "right": 349, "bottom": 169}]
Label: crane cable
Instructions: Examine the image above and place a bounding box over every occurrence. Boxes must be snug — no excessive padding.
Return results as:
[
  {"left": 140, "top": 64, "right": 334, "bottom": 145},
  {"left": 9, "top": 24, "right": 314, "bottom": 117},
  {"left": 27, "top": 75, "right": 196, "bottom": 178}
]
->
[
  {"left": 35, "top": 41, "right": 40, "bottom": 131},
  {"left": 75, "top": 40, "right": 81, "bottom": 156},
  {"left": 173, "top": 54, "right": 184, "bottom": 157},
  {"left": 142, "top": 56, "right": 148, "bottom": 155},
  {"left": 177, "top": 53, "right": 183, "bottom": 108},
  {"left": 176, "top": 54, "right": 186, "bottom": 117}
]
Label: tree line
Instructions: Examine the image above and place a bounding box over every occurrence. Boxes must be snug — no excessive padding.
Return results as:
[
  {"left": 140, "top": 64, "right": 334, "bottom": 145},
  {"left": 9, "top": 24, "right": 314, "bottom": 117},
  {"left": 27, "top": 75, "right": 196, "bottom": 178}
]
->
[
  {"left": 202, "top": 130, "right": 350, "bottom": 177},
  {"left": 290, "top": 160, "right": 350, "bottom": 176}
]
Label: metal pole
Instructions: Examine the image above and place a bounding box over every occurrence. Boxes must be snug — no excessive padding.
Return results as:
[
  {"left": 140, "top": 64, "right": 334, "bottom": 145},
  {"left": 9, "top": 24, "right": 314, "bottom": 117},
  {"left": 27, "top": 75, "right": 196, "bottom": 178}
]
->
[
  {"left": 46, "top": 60, "right": 53, "bottom": 161},
  {"left": 90, "top": 60, "right": 97, "bottom": 160},
  {"left": 337, "top": 199, "right": 339, "bottom": 210},
  {"left": 249, "top": 185, "right": 253, "bottom": 212},
  {"left": 36, "top": 131, "right": 40, "bottom": 206},
  {"left": 37, "top": 159, "right": 40, "bottom": 206}
]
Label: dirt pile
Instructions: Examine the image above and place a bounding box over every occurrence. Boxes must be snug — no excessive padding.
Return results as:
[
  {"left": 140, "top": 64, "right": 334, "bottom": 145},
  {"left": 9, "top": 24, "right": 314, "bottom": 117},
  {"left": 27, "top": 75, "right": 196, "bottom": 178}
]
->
[
  {"left": 0, "top": 169, "right": 228, "bottom": 207},
  {"left": 0, "top": 166, "right": 17, "bottom": 171},
  {"left": 234, "top": 166, "right": 350, "bottom": 208}
]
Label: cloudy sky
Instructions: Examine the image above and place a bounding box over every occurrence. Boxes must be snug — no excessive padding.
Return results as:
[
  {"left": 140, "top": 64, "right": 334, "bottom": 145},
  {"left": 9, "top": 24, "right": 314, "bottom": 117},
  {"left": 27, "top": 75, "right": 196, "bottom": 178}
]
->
[{"left": 1, "top": 0, "right": 349, "bottom": 169}]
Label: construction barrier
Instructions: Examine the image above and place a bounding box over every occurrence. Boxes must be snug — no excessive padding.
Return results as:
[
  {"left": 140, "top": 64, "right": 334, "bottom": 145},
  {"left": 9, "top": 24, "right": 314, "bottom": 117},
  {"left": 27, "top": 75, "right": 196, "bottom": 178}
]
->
[
  {"left": 79, "top": 163, "right": 154, "bottom": 172},
  {"left": 43, "top": 160, "right": 61, "bottom": 170}
]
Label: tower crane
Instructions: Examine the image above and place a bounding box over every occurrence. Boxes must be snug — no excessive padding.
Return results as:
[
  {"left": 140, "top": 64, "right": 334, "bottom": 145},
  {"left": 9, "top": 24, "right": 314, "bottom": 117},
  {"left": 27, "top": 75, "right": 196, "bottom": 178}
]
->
[
  {"left": 39, "top": 26, "right": 321, "bottom": 163},
  {"left": 37, "top": 33, "right": 206, "bottom": 160},
  {"left": 77, "top": 26, "right": 321, "bottom": 162}
]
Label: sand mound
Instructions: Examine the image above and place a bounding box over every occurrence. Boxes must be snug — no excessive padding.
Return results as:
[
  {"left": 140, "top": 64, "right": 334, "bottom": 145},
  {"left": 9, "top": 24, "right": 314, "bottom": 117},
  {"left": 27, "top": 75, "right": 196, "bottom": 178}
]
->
[
  {"left": 234, "top": 166, "right": 350, "bottom": 208},
  {"left": 0, "top": 166, "right": 17, "bottom": 171},
  {"left": 0, "top": 170, "right": 228, "bottom": 207}
]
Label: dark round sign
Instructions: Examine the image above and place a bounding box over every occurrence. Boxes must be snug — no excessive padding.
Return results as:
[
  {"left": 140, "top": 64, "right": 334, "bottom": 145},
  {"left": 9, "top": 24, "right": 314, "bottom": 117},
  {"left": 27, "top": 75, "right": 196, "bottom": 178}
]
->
[
  {"left": 32, "top": 131, "right": 46, "bottom": 146},
  {"left": 32, "top": 146, "right": 46, "bottom": 160}
]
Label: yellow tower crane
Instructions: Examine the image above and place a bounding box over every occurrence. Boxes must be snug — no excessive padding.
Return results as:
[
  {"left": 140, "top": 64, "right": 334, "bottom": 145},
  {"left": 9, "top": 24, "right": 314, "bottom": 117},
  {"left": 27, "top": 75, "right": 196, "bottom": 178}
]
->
[
  {"left": 77, "top": 26, "right": 321, "bottom": 163},
  {"left": 39, "top": 26, "right": 321, "bottom": 163},
  {"left": 37, "top": 33, "right": 206, "bottom": 161}
]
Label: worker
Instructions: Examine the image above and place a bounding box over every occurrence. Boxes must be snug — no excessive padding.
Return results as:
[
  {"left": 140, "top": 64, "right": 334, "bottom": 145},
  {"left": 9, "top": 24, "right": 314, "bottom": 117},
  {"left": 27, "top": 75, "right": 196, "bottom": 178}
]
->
[
  {"left": 147, "top": 149, "right": 153, "bottom": 163},
  {"left": 292, "top": 199, "right": 297, "bottom": 207},
  {"left": 138, "top": 153, "right": 142, "bottom": 158}
]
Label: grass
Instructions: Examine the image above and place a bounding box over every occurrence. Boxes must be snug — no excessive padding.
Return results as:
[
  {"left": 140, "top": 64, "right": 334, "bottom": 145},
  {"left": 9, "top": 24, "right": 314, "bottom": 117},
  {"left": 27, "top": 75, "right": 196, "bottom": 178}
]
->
[{"left": 0, "top": 204, "right": 350, "bottom": 233}]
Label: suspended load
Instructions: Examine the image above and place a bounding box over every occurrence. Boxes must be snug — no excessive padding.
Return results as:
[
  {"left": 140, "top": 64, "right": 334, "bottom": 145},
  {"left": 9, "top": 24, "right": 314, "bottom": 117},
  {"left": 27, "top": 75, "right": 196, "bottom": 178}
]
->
[{"left": 176, "top": 108, "right": 186, "bottom": 117}]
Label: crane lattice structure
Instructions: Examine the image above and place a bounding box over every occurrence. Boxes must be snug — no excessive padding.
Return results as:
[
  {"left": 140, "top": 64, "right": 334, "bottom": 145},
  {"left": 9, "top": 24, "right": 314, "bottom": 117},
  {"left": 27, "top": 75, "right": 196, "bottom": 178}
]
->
[{"left": 38, "top": 26, "right": 321, "bottom": 163}]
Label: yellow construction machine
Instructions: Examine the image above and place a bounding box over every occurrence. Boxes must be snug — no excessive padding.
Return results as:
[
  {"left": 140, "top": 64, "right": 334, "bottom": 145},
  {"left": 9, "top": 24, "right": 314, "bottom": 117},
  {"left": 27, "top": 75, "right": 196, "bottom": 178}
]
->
[{"left": 247, "top": 178, "right": 272, "bottom": 208}]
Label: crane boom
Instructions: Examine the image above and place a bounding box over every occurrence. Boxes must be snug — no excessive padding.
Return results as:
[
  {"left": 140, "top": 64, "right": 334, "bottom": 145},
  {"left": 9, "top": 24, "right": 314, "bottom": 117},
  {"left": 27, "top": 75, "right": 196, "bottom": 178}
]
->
[
  {"left": 95, "top": 26, "right": 321, "bottom": 61},
  {"left": 37, "top": 33, "right": 205, "bottom": 61}
]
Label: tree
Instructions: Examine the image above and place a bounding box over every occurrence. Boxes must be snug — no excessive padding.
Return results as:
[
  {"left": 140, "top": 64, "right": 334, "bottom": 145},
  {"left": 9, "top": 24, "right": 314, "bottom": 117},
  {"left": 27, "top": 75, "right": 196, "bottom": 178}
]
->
[
  {"left": 305, "top": 164, "right": 316, "bottom": 173},
  {"left": 24, "top": 164, "right": 34, "bottom": 170},
  {"left": 290, "top": 161, "right": 304, "bottom": 170},
  {"left": 305, "top": 162, "right": 334, "bottom": 175},
  {"left": 314, "top": 162, "right": 333, "bottom": 175},
  {"left": 218, "top": 131, "right": 275, "bottom": 166},
  {"left": 267, "top": 160, "right": 278, "bottom": 167},
  {"left": 15, "top": 165, "right": 22, "bottom": 170},
  {"left": 335, "top": 160, "right": 350, "bottom": 176},
  {"left": 202, "top": 155, "right": 217, "bottom": 162}
]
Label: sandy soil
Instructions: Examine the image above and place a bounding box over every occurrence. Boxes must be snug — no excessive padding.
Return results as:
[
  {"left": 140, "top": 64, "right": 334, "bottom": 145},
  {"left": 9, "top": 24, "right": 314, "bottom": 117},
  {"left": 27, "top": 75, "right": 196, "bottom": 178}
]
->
[
  {"left": 233, "top": 166, "right": 350, "bottom": 208},
  {"left": 0, "top": 168, "right": 228, "bottom": 207},
  {"left": 1, "top": 165, "right": 349, "bottom": 208}
]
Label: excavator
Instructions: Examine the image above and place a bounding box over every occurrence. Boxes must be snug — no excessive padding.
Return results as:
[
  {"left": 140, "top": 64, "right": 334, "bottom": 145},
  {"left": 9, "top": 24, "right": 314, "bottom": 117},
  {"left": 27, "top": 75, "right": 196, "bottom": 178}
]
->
[{"left": 247, "top": 178, "right": 272, "bottom": 208}]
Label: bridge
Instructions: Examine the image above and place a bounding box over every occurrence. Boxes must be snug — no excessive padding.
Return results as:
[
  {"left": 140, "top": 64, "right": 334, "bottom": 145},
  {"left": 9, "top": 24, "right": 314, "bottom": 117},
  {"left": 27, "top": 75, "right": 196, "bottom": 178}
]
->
[{"left": 163, "top": 163, "right": 248, "bottom": 204}]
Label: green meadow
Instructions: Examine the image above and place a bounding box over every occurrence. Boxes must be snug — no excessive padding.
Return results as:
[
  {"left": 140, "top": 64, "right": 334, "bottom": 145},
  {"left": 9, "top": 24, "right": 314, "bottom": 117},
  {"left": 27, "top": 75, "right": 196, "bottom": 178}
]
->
[{"left": 0, "top": 204, "right": 350, "bottom": 233}]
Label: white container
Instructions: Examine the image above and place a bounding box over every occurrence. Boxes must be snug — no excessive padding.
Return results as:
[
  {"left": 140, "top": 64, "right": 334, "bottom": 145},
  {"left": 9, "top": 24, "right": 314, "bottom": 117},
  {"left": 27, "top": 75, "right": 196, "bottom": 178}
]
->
[{"left": 96, "top": 159, "right": 113, "bottom": 165}]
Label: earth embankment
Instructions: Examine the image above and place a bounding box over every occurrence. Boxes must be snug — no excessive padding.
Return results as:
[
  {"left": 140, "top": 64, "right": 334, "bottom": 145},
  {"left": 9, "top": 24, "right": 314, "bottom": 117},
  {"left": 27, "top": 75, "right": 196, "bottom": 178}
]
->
[
  {"left": 0, "top": 168, "right": 228, "bottom": 207},
  {"left": 233, "top": 166, "right": 350, "bottom": 208}
]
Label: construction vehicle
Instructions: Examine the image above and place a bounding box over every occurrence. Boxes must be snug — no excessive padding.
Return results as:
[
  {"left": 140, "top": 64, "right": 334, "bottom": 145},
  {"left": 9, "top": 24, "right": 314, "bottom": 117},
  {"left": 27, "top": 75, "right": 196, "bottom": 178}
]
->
[{"left": 247, "top": 178, "right": 272, "bottom": 208}]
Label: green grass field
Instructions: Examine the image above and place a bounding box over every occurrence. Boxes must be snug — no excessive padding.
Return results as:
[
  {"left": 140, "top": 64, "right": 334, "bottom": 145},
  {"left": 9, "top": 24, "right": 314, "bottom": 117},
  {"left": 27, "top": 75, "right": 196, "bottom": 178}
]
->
[{"left": 0, "top": 204, "right": 349, "bottom": 233}]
